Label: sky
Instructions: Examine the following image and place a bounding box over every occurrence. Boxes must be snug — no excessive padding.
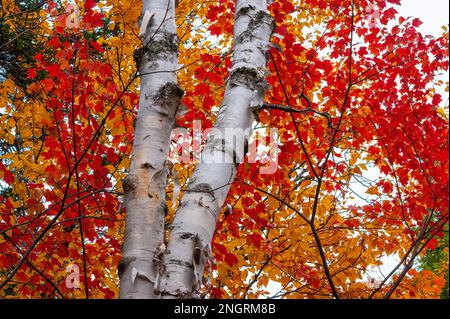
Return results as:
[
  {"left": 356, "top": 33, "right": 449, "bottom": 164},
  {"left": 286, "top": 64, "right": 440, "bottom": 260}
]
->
[{"left": 397, "top": 0, "right": 449, "bottom": 36}]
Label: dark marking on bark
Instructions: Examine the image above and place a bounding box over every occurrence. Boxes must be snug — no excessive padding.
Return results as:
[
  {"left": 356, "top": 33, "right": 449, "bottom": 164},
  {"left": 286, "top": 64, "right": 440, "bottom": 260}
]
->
[
  {"left": 141, "top": 162, "right": 155, "bottom": 169},
  {"left": 191, "top": 234, "right": 211, "bottom": 293},
  {"left": 250, "top": 105, "right": 261, "bottom": 122},
  {"left": 123, "top": 175, "right": 137, "bottom": 194},
  {"left": 236, "top": 10, "right": 275, "bottom": 44},
  {"left": 153, "top": 82, "right": 185, "bottom": 103},
  {"left": 168, "top": 259, "right": 193, "bottom": 268},
  {"left": 236, "top": 4, "right": 256, "bottom": 17},
  {"left": 229, "top": 66, "right": 269, "bottom": 92},
  {"left": 133, "top": 47, "right": 144, "bottom": 67},
  {"left": 118, "top": 256, "right": 137, "bottom": 277},
  {"left": 188, "top": 183, "right": 215, "bottom": 199},
  {"left": 160, "top": 201, "right": 169, "bottom": 217},
  {"left": 153, "top": 242, "right": 167, "bottom": 294},
  {"left": 251, "top": 10, "right": 276, "bottom": 31},
  {"left": 180, "top": 232, "right": 195, "bottom": 240},
  {"left": 144, "top": 31, "right": 179, "bottom": 61},
  {"left": 192, "top": 235, "right": 202, "bottom": 266},
  {"left": 239, "top": 138, "right": 250, "bottom": 168},
  {"left": 163, "top": 289, "right": 193, "bottom": 299}
]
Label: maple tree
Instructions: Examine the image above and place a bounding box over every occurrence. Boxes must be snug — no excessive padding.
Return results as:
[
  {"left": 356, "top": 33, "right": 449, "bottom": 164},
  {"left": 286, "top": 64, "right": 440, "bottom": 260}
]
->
[{"left": 0, "top": 0, "right": 448, "bottom": 299}]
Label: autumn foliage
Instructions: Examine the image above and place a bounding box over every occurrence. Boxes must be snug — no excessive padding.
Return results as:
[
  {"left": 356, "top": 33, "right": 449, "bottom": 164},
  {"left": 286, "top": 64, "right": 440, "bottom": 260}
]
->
[{"left": 0, "top": 0, "right": 449, "bottom": 299}]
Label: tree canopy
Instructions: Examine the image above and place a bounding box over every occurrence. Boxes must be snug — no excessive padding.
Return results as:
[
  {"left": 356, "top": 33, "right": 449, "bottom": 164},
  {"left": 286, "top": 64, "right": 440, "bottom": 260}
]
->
[{"left": 0, "top": 0, "right": 448, "bottom": 299}]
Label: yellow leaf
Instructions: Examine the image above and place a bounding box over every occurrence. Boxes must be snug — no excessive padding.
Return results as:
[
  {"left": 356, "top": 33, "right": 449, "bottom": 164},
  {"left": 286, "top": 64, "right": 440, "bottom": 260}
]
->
[
  {"left": 350, "top": 152, "right": 358, "bottom": 166},
  {"left": 322, "top": 195, "right": 333, "bottom": 211},
  {"left": 366, "top": 186, "right": 380, "bottom": 196},
  {"left": 348, "top": 247, "right": 360, "bottom": 260}
]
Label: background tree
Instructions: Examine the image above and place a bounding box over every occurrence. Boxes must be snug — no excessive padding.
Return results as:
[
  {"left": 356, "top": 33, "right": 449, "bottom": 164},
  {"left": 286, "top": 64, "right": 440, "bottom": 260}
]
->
[
  {"left": 419, "top": 224, "right": 448, "bottom": 299},
  {"left": 0, "top": 0, "right": 448, "bottom": 299},
  {"left": 0, "top": 0, "right": 47, "bottom": 88}
]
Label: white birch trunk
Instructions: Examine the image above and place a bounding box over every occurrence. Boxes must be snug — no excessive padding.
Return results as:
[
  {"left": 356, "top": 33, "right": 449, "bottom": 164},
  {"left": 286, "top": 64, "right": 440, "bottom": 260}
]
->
[
  {"left": 160, "top": 0, "right": 275, "bottom": 298},
  {"left": 119, "top": 0, "right": 182, "bottom": 299}
]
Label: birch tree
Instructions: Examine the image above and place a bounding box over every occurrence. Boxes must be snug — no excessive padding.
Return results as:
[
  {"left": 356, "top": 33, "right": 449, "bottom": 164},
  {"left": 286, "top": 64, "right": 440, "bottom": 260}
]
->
[
  {"left": 119, "top": 0, "right": 183, "bottom": 299},
  {"left": 160, "top": 0, "right": 276, "bottom": 298},
  {"left": 120, "top": 0, "right": 275, "bottom": 299},
  {"left": 1, "top": 0, "right": 448, "bottom": 300}
]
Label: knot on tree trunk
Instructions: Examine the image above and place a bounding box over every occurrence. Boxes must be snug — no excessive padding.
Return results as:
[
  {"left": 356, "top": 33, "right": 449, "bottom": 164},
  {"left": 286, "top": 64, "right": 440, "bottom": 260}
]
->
[
  {"left": 236, "top": 8, "right": 276, "bottom": 44},
  {"left": 122, "top": 174, "right": 138, "bottom": 194},
  {"left": 153, "top": 82, "right": 185, "bottom": 102},
  {"left": 229, "top": 66, "right": 270, "bottom": 91},
  {"left": 144, "top": 31, "right": 179, "bottom": 60}
]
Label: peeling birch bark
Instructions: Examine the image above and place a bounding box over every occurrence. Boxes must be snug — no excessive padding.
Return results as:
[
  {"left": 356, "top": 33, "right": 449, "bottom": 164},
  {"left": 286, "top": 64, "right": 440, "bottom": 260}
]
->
[
  {"left": 119, "top": 0, "right": 183, "bottom": 299},
  {"left": 161, "top": 0, "right": 275, "bottom": 298}
]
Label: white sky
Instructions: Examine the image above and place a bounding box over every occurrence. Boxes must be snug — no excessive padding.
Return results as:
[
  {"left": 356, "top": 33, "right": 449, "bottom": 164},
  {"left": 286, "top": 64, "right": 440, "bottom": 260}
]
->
[{"left": 397, "top": 0, "right": 449, "bottom": 36}]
